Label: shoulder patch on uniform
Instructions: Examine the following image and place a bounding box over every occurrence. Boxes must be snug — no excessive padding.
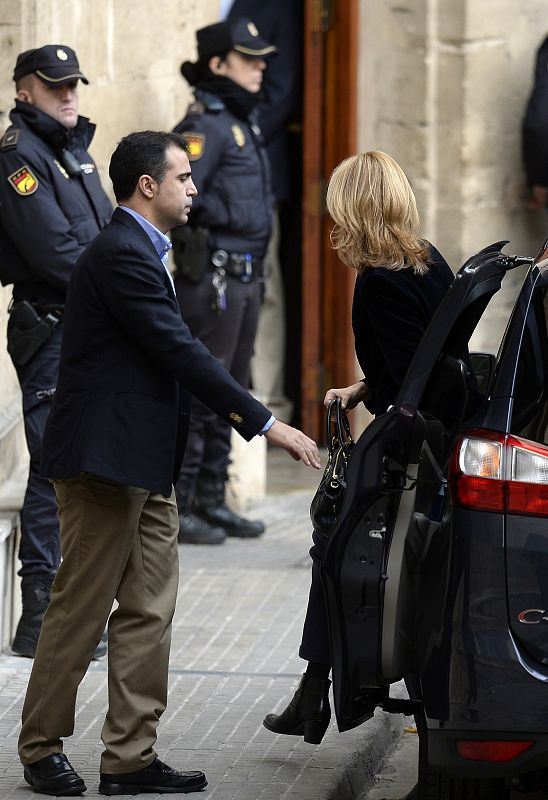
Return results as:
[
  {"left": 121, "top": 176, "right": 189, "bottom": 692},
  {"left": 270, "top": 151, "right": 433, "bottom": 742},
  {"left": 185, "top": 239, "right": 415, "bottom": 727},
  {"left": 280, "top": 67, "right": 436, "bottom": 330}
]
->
[
  {"left": 183, "top": 132, "right": 205, "bottom": 161},
  {"left": 0, "top": 128, "right": 20, "bottom": 150},
  {"left": 7, "top": 165, "right": 38, "bottom": 195},
  {"left": 231, "top": 124, "right": 246, "bottom": 148}
]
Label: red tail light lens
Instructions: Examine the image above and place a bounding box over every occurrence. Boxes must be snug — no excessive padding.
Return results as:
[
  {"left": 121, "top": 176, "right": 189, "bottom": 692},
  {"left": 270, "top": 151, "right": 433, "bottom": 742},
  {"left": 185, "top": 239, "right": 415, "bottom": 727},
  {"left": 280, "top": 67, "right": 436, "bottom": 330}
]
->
[
  {"left": 450, "top": 430, "right": 548, "bottom": 516},
  {"left": 456, "top": 739, "right": 534, "bottom": 762}
]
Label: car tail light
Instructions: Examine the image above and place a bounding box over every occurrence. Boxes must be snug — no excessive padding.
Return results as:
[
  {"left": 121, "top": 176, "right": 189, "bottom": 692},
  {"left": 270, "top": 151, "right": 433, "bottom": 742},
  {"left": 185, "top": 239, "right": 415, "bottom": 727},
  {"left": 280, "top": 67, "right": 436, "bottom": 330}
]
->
[
  {"left": 456, "top": 739, "right": 534, "bottom": 762},
  {"left": 450, "top": 430, "right": 548, "bottom": 516}
]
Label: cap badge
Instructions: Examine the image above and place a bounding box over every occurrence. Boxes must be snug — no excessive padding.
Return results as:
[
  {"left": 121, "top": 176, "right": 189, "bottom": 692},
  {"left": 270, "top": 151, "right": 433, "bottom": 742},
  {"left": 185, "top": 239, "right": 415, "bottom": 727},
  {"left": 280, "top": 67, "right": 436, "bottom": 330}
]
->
[
  {"left": 182, "top": 132, "right": 205, "bottom": 161},
  {"left": 56, "top": 49, "right": 68, "bottom": 61},
  {"left": 231, "top": 124, "right": 246, "bottom": 148},
  {"left": 7, "top": 165, "right": 38, "bottom": 196},
  {"left": 247, "top": 22, "right": 259, "bottom": 37}
]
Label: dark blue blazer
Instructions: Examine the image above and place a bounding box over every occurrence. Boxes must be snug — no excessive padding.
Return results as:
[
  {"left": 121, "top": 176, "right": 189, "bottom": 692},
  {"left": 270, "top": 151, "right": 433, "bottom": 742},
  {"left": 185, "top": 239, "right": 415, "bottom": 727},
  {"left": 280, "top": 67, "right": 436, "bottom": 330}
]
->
[{"left": 41, "top": 207, "right": 271, "bottom": 496}]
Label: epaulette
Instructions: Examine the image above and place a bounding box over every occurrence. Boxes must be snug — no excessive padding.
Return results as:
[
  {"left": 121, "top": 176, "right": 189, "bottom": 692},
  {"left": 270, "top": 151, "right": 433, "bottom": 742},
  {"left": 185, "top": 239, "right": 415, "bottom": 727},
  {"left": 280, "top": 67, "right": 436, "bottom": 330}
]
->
[
  {"left": 0, "top": 127, "right": 20, "bottom": 151},
  {"left": 198, "top": 92, "right": 225, "bottom": 114},
  {"left": 186, "top": 100, "right": 206, "bottom": 117}
]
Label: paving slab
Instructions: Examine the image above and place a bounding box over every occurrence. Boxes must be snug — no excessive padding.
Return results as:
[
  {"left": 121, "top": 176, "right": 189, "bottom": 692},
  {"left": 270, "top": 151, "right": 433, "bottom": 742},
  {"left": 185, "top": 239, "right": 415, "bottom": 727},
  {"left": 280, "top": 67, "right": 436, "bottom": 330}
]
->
[{"left": 0, "top": 482, "right": 403, "bottom": 800}]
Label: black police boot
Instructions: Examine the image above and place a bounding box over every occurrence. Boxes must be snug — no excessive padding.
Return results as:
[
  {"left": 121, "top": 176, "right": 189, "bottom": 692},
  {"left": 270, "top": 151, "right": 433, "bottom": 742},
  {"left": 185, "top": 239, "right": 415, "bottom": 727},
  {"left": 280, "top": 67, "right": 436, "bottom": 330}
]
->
[
  {"left": 12, "top": 572, "right": 55, "bottom": 658},
  {"left": 176, "top": 480, "right": 225, "bottom": 545},
  {"left": 195, "top": 479, "right": 265, "bottom": 538},
  {"left": 263, "top": 674, "right": 332, "bottom": 744}
]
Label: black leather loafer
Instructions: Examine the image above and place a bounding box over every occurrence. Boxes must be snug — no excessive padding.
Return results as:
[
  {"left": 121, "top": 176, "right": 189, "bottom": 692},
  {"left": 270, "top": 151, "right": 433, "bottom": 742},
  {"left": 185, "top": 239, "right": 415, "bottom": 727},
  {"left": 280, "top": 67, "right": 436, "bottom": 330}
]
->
[
  {"left": 23, "top": 753, "right": 87, "bottom": 796},
  {"left": 98, "top": 757, "right": 207, "bottom": 795}
]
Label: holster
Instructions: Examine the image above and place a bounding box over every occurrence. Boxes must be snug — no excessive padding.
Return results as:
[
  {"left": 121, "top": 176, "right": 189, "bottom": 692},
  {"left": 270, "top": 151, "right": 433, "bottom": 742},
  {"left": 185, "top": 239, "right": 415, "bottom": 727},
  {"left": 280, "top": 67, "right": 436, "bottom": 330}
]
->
[
  {"left": 7, "top": 301, "right": 62, "bottom": 366},
  {"left": 171, "top": 225, "right": 210, "bottom": 284}
]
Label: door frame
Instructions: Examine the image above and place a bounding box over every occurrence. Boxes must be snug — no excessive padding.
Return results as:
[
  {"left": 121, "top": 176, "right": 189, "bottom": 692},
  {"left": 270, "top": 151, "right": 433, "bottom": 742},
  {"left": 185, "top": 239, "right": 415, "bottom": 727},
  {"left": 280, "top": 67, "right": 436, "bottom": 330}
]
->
[{"left": 301, "top": 0, "right": 359, "bottom": 439}]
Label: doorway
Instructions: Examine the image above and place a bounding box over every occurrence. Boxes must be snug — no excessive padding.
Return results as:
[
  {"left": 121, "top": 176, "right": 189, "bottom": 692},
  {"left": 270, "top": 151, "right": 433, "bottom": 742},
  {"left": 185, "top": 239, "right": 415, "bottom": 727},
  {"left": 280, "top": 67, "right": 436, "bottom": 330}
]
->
[{"left": 300, "top": 0, "right": 359, "bottom": 440}]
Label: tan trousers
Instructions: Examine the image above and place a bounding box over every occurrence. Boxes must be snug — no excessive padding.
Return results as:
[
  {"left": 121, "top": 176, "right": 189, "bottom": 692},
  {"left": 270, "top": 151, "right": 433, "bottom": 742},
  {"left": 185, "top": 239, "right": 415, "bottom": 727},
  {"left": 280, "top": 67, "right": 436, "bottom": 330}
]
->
[{"left": 18, "top": 473, "right": 179, "bottom": 774}]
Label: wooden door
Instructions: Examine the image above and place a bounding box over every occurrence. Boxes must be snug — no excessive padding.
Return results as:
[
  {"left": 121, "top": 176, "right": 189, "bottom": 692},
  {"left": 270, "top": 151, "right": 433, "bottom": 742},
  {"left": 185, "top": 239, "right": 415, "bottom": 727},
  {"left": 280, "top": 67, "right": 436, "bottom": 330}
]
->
[{"left": 301, "top": 0, "right": 359, "bottom": 440}]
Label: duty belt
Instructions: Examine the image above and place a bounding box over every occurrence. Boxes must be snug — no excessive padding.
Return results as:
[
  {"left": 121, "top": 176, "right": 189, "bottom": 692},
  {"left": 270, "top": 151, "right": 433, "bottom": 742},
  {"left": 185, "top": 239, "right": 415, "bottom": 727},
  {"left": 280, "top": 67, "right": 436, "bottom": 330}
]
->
[{"left": 211, "top": 250, "right": 263, "bottom": 282}]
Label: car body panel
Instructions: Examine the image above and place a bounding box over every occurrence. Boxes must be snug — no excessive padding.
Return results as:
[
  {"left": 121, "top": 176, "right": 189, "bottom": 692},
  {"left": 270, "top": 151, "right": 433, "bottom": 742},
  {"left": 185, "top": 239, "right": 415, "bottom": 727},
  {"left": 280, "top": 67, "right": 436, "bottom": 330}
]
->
[{"left": 322, "top": 240, "right": 548, "bottom": 783}]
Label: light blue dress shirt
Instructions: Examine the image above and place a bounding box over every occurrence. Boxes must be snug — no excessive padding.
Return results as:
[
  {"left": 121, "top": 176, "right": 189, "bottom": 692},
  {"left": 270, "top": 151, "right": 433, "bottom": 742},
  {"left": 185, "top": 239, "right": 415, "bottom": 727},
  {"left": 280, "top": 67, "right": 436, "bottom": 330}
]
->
[{"left": 119, "top": 205, "right": 175, "bottom": 294}]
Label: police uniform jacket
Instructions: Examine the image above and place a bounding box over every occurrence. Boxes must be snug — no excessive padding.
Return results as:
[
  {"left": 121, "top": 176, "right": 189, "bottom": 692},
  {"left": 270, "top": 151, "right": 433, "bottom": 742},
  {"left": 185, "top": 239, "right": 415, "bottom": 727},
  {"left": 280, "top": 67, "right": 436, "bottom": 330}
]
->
[
  {"left": 173, "top": 89, "right": 273, "bottom": 259},
  {"left": 41, "top": 208, "right": 271, "bottom": 497},
  {"left": 0, "top": 100, "right": 113, "bottom": 304}
]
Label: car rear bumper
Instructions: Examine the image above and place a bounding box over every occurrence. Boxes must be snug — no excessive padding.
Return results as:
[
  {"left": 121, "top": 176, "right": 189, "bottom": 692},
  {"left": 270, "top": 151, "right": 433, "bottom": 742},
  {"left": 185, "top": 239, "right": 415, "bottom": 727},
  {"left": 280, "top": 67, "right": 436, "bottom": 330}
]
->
[{"left": 428, "top": 728, "right": 548, "bottom": 779}]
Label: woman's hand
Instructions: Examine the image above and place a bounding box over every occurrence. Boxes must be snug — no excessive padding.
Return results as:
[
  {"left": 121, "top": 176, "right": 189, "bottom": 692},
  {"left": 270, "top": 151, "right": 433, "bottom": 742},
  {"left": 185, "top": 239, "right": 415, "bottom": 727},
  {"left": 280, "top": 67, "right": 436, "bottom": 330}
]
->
[{"left": 324, "top": 380, "right": 370, "bottom": 410}]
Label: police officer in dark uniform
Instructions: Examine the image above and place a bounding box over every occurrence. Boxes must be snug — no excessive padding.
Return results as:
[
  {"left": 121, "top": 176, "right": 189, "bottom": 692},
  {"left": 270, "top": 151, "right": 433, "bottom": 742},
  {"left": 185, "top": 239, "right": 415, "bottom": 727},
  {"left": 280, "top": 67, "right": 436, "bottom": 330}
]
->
[
  {"left": 172, "top": 19, "right": 277, "bottom": 545},
  {"left": 0, "top": 45, "right": 112, "bottom": 656}
]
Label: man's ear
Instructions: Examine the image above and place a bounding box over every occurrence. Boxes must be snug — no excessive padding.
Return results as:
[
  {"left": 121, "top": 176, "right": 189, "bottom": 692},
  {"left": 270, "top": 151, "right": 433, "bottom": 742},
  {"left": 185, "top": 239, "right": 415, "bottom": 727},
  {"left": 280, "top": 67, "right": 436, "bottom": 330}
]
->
[
  {"left": 137, "top": 174, "right": 156, "bottom": 199},
  {"left": 16, "top": 88, "right": 33, "bottom": 104}
]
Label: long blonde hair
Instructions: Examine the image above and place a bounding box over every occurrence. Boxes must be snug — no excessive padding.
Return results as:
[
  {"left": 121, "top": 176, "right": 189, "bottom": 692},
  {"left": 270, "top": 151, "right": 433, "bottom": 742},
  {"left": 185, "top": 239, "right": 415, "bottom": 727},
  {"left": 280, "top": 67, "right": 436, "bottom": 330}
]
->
[{"left": 326, "top": 151, "right": 429, "bottom": 274}]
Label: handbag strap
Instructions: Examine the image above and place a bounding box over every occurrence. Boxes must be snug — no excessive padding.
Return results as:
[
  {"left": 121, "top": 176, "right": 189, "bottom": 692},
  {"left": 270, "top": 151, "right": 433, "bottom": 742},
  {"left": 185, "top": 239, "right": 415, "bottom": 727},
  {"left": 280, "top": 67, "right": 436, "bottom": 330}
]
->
[{"left": 325, "top": 397, "right": 354, "bottom": 455}]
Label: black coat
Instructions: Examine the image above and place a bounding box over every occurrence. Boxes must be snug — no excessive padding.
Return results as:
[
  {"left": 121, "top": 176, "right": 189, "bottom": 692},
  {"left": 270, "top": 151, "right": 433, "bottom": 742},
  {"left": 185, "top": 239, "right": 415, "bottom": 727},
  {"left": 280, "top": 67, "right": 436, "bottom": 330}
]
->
[
  {"left": 0, "top": 101, "right": 113, "bottom": 303},
  {"left": 173, "top": 89, "right": 273, "bottom": 258},
  {"left": 227, "top": 0, "right": 303, "bottom": 201},
  {"left": 352, "top": 243, "right": 454, "bottom": 415},
  {"left": 41, "top": 208, "right": 271, "bottom": 496},
  {"left": 523, "top": 34, "right": 548, "bottom": 188}
]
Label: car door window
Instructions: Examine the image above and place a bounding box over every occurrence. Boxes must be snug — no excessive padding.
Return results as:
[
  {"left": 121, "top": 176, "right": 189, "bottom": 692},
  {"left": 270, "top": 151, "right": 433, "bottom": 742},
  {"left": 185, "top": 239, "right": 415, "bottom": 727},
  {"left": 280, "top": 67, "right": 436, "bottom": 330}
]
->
[{"left": 510, "top": 287, "right": 548, "bottom": 444}]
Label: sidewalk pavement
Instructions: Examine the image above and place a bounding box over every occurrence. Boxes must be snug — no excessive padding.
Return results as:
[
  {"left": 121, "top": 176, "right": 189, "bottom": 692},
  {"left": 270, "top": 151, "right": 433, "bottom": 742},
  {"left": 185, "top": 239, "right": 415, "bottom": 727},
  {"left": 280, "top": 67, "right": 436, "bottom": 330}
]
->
[{"left": 0, "top": 450, "right": 403, "bottom": 800}]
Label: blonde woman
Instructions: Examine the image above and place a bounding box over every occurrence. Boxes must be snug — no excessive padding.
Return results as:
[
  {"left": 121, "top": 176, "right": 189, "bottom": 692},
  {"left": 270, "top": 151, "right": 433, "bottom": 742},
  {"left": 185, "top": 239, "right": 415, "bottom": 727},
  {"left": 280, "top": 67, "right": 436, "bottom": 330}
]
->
[{"left": 263, "top": 151, "right": 454, "bottom": 745}]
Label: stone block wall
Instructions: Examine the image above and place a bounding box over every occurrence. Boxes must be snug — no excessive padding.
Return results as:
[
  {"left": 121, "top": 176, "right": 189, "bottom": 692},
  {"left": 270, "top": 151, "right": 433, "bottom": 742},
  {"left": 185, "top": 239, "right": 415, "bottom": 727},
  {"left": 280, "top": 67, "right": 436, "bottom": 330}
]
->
[
  {"left": 358, "top": 0, "right": 548, "bottom": 271},
  {"left": 0, "top": 0, "right": 221, "bottom": 492}
]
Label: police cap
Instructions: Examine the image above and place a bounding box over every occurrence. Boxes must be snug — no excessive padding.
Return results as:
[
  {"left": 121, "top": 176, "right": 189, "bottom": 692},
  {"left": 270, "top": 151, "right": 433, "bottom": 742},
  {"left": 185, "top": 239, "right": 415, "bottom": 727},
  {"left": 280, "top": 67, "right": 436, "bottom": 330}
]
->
[
  {"left": 196, "top": 18, "right": 277, "bottom": 61},
  {"left": 13, "top": 45, "right": 89, "bottom": 85}
]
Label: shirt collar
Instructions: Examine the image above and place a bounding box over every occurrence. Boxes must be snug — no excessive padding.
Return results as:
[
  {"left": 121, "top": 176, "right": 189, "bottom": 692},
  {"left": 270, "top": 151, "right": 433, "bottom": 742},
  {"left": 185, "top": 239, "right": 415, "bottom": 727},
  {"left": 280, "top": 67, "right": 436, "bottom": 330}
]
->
[{"left": 119, "top": 206, "right": 172, "bottom": 261}]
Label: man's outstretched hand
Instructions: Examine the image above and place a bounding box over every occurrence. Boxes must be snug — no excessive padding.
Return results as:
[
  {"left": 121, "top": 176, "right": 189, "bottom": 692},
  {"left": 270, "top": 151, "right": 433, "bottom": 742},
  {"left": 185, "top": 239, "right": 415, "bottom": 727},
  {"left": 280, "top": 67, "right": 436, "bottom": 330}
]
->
[{"left": 265, "top": 420, "right": 321, "bottom": 469}]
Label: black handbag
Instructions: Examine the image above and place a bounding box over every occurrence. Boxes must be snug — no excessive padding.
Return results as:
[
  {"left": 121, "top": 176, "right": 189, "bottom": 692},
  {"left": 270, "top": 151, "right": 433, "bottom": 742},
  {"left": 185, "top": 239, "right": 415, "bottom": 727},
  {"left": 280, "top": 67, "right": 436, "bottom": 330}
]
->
[{"left": 310, "top": 397, "right": 355, "bottom": 537}]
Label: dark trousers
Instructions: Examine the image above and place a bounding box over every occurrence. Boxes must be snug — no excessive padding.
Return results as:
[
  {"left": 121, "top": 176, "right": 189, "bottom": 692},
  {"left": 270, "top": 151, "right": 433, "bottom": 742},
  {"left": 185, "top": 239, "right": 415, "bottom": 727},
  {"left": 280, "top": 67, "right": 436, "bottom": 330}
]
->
[
  {"left": 299, "top": 530, "right": 331, "bottom": 665},
  {"left": 8, "top": 323, "right": 62, "bottom": 577},
  {"left": 175, "top": 274, "right": 261, "bottom": 485}
]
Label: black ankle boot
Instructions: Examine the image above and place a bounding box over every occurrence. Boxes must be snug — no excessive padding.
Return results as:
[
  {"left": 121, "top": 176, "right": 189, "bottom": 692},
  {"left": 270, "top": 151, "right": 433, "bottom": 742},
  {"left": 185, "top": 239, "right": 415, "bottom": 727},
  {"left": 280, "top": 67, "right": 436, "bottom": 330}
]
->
[
  {"left": 195, "top": 479, "right": 265, "bottom": 538},
  {"left": 176, "top": 479, "right": 225, "bottom": 545},
  {"left": 263, "top": 674, "right": 331, "bottom": 744},
  {"left": 12, "top": 572, "right": 55, "bottom": 658}
]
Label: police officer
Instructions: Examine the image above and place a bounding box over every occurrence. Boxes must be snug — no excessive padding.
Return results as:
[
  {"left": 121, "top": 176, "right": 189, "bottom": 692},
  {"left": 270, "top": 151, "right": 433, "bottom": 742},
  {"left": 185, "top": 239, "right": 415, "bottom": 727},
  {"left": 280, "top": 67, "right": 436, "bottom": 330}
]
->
[
  {"left": 0, "top": 45, "right": 112, "bottom": 656},
  {"left": 172, "top": 19, "right": 276, "bottom": 544}
]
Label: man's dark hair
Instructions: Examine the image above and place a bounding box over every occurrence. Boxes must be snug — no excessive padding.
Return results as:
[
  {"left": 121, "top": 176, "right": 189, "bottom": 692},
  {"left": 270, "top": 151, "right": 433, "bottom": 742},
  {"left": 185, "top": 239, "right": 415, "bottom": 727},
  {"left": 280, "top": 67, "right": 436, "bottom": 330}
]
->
[{"left": 109, "top": 131, "right": 189, "bottom": 202}]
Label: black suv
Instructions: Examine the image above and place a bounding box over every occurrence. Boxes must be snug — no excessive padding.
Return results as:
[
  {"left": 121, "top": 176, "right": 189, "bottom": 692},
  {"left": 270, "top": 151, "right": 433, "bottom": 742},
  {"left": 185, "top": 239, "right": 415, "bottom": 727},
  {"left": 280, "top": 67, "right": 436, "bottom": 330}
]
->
[{"left": 321, "top": 241, "right": 548, "bottom": 799}]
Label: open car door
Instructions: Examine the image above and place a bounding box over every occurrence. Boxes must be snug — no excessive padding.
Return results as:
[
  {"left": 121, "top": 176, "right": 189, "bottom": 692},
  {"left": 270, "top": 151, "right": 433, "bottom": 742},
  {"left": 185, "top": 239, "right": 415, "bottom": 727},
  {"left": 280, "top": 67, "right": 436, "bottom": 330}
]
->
[{"left": 320, "top": 241, "right": 528, "bottom": 732}]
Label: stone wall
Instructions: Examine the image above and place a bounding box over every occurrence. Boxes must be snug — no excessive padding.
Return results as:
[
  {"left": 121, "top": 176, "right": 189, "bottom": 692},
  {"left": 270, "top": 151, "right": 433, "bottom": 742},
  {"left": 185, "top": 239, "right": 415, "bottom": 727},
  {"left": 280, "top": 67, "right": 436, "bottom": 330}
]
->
[
  {"left": 358, "top": 0, "right": 548, "bottom": 271},
  {"left": 0, "top": 0, "right": 220, "bottom": 487}
]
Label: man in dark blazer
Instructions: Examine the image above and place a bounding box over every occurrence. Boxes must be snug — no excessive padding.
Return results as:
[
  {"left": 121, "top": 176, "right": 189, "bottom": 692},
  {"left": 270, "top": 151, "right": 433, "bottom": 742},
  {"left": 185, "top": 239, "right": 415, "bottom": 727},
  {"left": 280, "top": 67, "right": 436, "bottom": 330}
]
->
[{"left": 17, "top": 130, "right": 319, "bottom": 797}]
